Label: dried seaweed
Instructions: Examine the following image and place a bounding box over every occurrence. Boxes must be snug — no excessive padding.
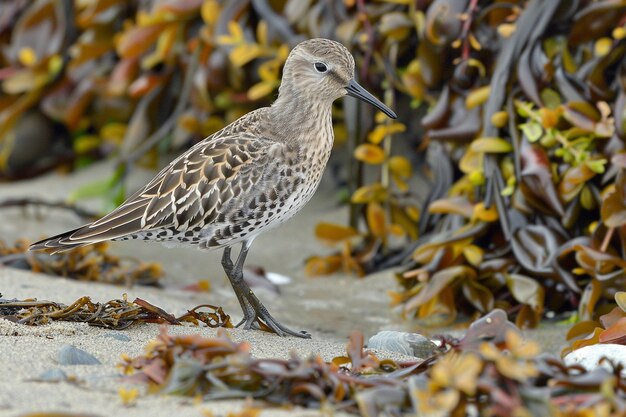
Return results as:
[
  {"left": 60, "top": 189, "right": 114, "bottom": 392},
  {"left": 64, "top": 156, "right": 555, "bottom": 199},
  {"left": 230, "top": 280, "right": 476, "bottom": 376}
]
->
[
  {"left": 124, "top": 310, "right": 625, "bottom": 416},
  {"left": 0, "top": 295, "right": 232, "bottom": 330},
  {"left": 0, "top": 239, "right": 162, "bottom": 287}
]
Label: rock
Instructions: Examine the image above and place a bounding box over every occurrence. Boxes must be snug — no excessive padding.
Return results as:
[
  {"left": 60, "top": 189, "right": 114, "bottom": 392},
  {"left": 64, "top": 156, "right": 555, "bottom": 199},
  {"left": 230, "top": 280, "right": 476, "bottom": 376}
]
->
[
  {"left": 368, "top": 331, "right": 439, "bottom": 358},
  {"left": 564, "top": 344, "right": 626, "bottom": 376},
  {"left": 55, "top": 344, "right": 101, "bottom": 365}
]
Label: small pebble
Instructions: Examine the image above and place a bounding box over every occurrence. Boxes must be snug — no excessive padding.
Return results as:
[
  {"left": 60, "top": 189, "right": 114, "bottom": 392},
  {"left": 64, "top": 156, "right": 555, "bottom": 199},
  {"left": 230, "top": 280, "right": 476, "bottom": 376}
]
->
[
  {"left": 55, "top": 344, "right": 101, "bottom": 365},
  {"left": 368, "top": 331, "right": 439, "bottom": 358},
  {"left": 103, "top": 332, "right": 131, "bottom": 342}
]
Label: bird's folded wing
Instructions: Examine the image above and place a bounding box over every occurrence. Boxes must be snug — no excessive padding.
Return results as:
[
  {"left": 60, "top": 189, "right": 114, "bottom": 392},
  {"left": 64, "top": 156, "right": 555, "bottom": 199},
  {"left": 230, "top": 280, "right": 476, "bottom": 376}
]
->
[{"left": 30, "top": 135, "right": 290, "bottom": 252}]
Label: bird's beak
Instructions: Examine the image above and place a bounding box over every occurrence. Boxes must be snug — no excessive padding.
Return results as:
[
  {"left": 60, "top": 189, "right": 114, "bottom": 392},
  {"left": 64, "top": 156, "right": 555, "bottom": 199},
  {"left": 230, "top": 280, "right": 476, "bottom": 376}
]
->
[{"left": 346, "top": 79, "right": 397, "bottom": 119}]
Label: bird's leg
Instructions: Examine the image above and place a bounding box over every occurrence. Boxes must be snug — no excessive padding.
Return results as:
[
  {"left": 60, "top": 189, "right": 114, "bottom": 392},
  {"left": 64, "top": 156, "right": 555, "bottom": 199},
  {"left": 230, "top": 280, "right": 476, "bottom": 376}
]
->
[
  {"left": 221, "top": 247, "right": 256, "bottom": 328},
  {"left": 222, "top": 243, "right": 310, "bottom": 338}
]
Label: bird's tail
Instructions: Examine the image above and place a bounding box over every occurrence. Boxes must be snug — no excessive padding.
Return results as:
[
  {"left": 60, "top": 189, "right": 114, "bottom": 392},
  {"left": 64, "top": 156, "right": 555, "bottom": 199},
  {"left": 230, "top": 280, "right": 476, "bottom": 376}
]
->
[{"left": 29, "top": 226, "right": 96, "bottom": 254}]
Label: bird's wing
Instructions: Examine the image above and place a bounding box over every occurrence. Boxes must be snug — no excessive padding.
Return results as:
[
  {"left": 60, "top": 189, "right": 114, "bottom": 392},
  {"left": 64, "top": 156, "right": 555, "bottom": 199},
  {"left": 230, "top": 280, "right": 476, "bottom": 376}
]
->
[{"left": 30, "top": 134, "right": 294, "bottom": 252}]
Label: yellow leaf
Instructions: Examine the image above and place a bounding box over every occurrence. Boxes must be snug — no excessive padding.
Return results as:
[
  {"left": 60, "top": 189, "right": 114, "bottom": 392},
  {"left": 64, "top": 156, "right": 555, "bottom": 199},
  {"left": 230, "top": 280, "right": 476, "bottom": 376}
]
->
[
  {"left": 462, "top": 245, "right": 483, "bottom": 266},
  {"left": 142, "top": 24, "right": 177, "bottom": 69},
  {"left": 351, "top": 183, "right": 387, "bottom": 203},
  {"left": 497, "top": 23, "right": 516, "bottom": 38},
  {"left": 247, "top": 80, "right": 278, "bottom": 100},
  {"left": 594, "top": 37, "right": 612, "bottom": 57},
  {"left": 429, "top": 197, "right": 474, "bottom": 218},
  {"left": 305, "top": 255, "right": 343, "bottom": 276},
  {"left": 314, "top": 223, "right": 359, "bottom": 242},
  {"left": 276, "top": 44, "right": 289, "bottom": 61},
  {"left": 258, "top": 59, "right": 279, "bottom": 81},
  {"left": 100, "top": 123, "right": 127, "bottom": 145},
  {"left": 217, "top": 21, "right": 244, "bottom": 45},
  {"left": 354, "top": 143, "right": 385, "bottom": 164},
  {"left": 459, "top": 147, "right": 483, "bottom": 174},
  {"left": 465, "top": 86, "right": 491, "bottom": 110},
  {"left": 613, "top": 26, "right": 626, "bottom": 40},
  {"left": 367, "top": 122, "right": 406, "bottom": 144},
  {"left": 229, "top": 44, "right": 264, "bottom": 67},
  {"left": 367, "top": 202, "right": 387, "bottom": 238},
  {"left": 470, "top": 137, "right": 513, "bottom": 153},
  {"left": 491, "top": 111, "right": 508, "bottom": 128},
  {"left": 18, "top": 47, "right": 37, "bottom": 67},
  {"left": 257, "top": 20, "right": 268, "bottom": 45},
  {"left": 201, "top": 0, "right": 220, "bottom": 26},
  {"left": 472, "top": 202, "right": 498, "bottom": 222},
  {"left": 118, "top": 387, "right": 139, "bottom": 406},
  {"left": 74, "top": 135, "right": 101, "bottom": 154},
  {"left": 389, "top": 156, "right": 412, "bottom": 178}
]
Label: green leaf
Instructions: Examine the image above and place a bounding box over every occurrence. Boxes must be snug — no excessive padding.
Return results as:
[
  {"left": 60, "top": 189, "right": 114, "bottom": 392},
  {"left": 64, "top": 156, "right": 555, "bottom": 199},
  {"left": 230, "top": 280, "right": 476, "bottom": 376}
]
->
[{"left": 520, "top": 122, "right": 543, "bottom": 142}]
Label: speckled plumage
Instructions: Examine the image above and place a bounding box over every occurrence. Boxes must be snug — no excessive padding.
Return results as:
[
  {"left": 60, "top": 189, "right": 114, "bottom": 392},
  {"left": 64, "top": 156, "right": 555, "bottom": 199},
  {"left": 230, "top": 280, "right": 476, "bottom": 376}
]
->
[{"left": 30, "top": 38, "right": 396, "bottom": 337}]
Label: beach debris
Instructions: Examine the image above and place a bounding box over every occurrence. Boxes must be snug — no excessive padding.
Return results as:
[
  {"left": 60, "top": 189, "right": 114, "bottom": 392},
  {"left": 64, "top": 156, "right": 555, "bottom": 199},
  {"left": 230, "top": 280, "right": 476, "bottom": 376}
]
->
[
  {"left": 55, "top": 345, "right": 101, "bottom": 366},
  {"left": 118, "top": 387, "right": 139, "bottom": 407},
  {"left": 565, "top": 344, "right": 626, "bottom": 377},
  {"left": 103, "top": 332, "right": 131, "bottom": 342},
  {"left": 33, "top": 368, "right": 70, "bottom": 383},
  {"left": 367, "top": 331, "right": 439, "bottom": 358},
  {"left": 563, "top": 291, "right": 626, "bottom": 356},
  {"left": 122, "top": 310, "right": 626, "bottom": 416},
  {"left": 0, "top": 295, "right": 232, "bottom": 330},
  {"left": 0, "top": 239, "right": 163, "bottom": 287}
]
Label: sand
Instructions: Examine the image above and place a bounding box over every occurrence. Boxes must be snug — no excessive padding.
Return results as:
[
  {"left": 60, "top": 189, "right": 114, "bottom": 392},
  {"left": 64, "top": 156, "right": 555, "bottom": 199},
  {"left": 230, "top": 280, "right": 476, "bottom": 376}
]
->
[
  {"left": 0, "top": 160, "right": 415, "bottom": 417},
  {"left": 0, "top": 159, "right": 571, "bottom": 416}
]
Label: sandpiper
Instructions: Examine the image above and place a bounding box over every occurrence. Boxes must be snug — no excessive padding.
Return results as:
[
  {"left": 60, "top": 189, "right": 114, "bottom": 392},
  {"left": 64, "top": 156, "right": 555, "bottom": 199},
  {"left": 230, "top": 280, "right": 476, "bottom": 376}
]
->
[{"left": 30, "top": 38, "right": 397, "bottom": 338}]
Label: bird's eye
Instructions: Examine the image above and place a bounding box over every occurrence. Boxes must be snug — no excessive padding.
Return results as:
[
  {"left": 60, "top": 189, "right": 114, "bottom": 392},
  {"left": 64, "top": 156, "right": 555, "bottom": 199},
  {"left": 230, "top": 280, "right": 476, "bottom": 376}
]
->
[{"left": 314, "top": 62, "right": 328, "bottom": 73}]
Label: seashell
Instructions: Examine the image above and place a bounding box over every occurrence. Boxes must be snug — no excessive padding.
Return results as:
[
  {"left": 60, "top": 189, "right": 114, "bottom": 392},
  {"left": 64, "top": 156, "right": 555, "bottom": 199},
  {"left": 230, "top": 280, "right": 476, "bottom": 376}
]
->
[
  {"left": 368, "top": 331, "right": 439, "bottom": 358},
  {"left": 55, "top": 344, "right": 101, "bottom": 365}
]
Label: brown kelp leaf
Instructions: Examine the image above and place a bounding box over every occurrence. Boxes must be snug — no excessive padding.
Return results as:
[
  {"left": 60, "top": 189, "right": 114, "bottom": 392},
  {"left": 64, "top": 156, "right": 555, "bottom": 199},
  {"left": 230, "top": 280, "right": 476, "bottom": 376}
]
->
[
  {"left": 459, "top": 309, "right": 520, "bottom": 350},
  {"left": 505, "top": 273, "right": 544, "bottom": 312},
  {"left": 404, "top": 266, "right": 476, "bottom": 313},
  {"left": 304, "top": 255, "right": 342, "bottom": 276},
  {"left": 599, "top": 317, "right": 626, "bottom": 344},
  {"left": 511, "top": 225, "right": 559, "bottom": 275},
  {"left": 566, "top": 320, "right": 603, "bottom": 340},
  {"left": 117, "top": 24, "right": 166, "bottom": 58},
  {"left": 559, "top": 164, "right": 597, "bottom": 202},
  {"left": 519, "top": 140, "right": 564, "bottom": 216},
  {"left": 422, "top": 84, "right": 450, "bottom": 129},
  {"left": 599, "top": 307, "right": 626, "bottom": 330},
  {"left": 569, "top": 0, "right": 626, "bottom": 45},
  {"left": 424, "top": 0, "right": 467, "bottom": 46},
  {"left": 461, "top": 279, "right": 494, "bottom": 313},
  {"left": 601, "top": 169, "right": 626, "bottom": 228}
]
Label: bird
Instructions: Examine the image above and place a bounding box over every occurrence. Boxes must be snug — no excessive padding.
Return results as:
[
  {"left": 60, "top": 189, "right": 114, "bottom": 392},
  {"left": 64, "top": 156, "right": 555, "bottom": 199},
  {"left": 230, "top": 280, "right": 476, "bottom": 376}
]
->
[{"left": 29, "top": 38, "right": 397, "bottom": 338}]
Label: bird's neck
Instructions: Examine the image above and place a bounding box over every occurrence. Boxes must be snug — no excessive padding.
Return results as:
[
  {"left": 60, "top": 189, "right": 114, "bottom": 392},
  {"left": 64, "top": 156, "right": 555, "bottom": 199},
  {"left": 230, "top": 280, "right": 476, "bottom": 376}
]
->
[{"left": 269, "top": 92, "right": 334, "bottom": 146}]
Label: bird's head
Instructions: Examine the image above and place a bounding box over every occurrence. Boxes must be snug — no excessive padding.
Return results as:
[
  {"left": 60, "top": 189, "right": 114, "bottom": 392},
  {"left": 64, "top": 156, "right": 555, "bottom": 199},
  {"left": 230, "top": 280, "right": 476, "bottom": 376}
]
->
[{"left": 279, "top": 38, "right": 397, "bottom": 119}]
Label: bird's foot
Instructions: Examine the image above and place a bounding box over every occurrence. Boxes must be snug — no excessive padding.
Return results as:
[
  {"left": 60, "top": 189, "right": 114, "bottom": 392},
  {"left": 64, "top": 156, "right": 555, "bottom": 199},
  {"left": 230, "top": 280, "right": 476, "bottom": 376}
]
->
[
  {"left": 234, "top": 294, "right": 310, "bottom": 338},
  {"left": 235, "top": 308, "right": 310, "bottom": 338}
]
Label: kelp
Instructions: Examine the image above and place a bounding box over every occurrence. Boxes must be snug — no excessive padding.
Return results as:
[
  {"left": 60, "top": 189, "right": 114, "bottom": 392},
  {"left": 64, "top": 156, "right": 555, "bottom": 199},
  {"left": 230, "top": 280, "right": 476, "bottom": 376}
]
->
[
  {"left": 0, "top": 239, "right": 162, "bottom": 287},
  {"left": 305, "top": 0, "right": 626, "bottom": 331},
  {"left": 0, "top": 294, "right": 232, "bottom": 329},
  {"left": 123, "top": 310, "right": 626, "bottom": 416}
]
